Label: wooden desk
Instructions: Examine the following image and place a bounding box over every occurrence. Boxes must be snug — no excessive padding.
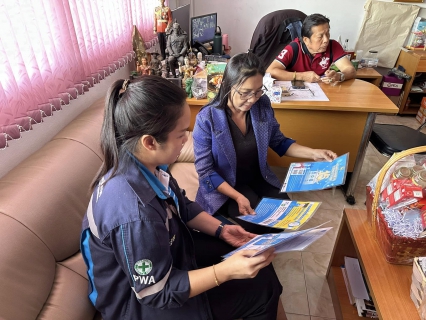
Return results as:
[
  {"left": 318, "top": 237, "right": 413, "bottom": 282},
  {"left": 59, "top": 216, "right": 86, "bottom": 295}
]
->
[
  {"left": 356, "top": 68, "right": 383, "bottom": 87},
  {"left": 186, "top": 80, "right": 398, "bottom": 204},
  {"left": 327, "top": 209, "right": 418, "bottom": 320}
]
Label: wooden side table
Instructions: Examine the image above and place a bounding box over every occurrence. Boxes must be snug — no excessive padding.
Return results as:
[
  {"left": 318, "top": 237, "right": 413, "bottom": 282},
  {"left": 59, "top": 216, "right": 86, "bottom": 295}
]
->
[
  {"left": 327, "top": 208, "right": 419, "bottom": 319},
  {"left": 356, "top": 68, "right": 382, "bottom": 87}
]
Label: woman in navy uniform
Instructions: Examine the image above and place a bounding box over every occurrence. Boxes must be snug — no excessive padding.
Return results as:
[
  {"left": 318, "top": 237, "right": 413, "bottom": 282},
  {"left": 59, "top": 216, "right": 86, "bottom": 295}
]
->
[{"left": 81, "top": 76, "right": 286, "bottom": 320}]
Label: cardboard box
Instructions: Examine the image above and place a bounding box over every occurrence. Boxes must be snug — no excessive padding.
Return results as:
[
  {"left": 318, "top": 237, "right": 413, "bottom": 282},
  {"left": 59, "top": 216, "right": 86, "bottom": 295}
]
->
[
  {"left": 381, "top": 75, "right": 404, "bottom": 96},
  {"left": 417, "top": 113, "right": 426, "bottom": 125},
  {"left": 412, "top": 257, "right": 426, "bottom": 319},
  {"left": 385, "top": 184, "right": 423, "bottom": 207},
  {"left": 421, "top": 97, "right": 426, "bottom": 109},
  {"left": 381, "top": 178, "right": 411, "bottom": 201},
  {"left": 418, "top": 101, "right": 426, "bottom": 124},
  {"left": 413, "top": 258, "right": 426, "bottom": 295}
]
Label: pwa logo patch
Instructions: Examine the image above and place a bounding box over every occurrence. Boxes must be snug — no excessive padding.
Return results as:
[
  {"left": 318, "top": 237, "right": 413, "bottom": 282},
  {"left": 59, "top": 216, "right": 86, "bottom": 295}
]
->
[
  {"left": 133, "top": 275, "right": 156, "bottom": 285},
  {"left": 134, "top": 259, "right": 152, "bottom": 275}
]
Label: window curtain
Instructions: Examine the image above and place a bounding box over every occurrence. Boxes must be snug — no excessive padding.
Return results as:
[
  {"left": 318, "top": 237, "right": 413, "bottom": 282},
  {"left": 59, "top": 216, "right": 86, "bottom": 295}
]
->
[{"left": 0, "top": 0, "right": 157, "bottom": 149}]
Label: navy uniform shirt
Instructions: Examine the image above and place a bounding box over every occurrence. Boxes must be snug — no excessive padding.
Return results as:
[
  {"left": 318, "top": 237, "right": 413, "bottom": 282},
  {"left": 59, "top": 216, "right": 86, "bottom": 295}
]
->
[{"left": 80, "top": 155, "right": 212, "bottom": 320}]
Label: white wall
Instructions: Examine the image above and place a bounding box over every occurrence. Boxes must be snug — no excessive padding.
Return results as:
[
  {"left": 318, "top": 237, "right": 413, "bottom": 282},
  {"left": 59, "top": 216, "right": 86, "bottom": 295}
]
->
[
  {"left": 188, "top": 0, "right": 426, "bottom": 56},
  {"left": 0, "top": 64, "right": 132, "bottom": 179}
]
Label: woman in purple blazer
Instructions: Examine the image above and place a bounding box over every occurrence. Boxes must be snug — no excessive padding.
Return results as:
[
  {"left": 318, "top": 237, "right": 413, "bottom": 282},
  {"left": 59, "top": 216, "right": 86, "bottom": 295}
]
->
[{"left": 193, "top": 52, "right": 336, "bottom": 233}]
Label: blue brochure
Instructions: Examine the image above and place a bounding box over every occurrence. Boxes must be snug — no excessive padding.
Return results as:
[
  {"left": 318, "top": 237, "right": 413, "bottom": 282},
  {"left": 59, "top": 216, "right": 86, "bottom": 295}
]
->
[
  {"left": 222, "top": 222, "right": 332, "bottom": 259},
  {"left": 280, "top": 153, "right": 349, "bottom": 193},
  {"left": 237, "top": 198, "right": 320, "bottom": 230}
]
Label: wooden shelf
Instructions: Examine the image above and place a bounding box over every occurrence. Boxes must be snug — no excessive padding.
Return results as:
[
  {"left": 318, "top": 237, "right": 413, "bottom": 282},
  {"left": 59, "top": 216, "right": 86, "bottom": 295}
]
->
[
  {"left": 356, "top": 68, "right": 382, "bottom": 87},
  {"left": 408, "top": 103, "right": 421, "bottom": 108},
  {"left": 327, "top": 267, "right": 360, "bottom": 320},
  {"left": 395, "top": 50, "right": 426, "bottom": 115},
  {"left": 327, "top": 209, "right": 419, "bottom": 319}
]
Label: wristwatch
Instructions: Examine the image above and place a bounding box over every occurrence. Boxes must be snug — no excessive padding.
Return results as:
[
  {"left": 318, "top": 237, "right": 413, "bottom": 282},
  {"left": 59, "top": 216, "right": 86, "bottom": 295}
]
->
[
  {"left": 215, "top": 223, "right": 225, "bottom": 238},
  {"left": 337, "top": 72, "right": 345, "bottom": 82}
]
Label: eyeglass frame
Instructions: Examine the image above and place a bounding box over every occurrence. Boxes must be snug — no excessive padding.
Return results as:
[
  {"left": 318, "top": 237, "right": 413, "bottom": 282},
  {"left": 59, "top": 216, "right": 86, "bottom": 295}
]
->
[{"left": 232, "top": 85, "right": 268, "bottom": 100}]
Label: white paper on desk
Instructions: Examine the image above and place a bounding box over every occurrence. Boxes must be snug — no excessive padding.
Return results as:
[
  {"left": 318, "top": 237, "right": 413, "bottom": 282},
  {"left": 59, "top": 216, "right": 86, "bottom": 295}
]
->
[
  {"left": 344, "top": 256, "right": 369, "bottom": 300},
  {"left": 274, "top": 81, "right": 329, "bottom": 102}
]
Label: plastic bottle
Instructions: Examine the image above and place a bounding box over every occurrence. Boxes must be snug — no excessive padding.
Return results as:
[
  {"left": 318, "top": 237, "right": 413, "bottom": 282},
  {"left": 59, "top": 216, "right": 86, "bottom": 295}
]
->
[
  {"left": 365, "top": 50, "right": 379, "bottom": 68},
  {"left": 270, "top": 85, "right": 282, "bottom": 103},
  {"left": 356, "top": 50, "right": 365, "bottom": 67},
  {"left": 343, "top": 39, "right": 349, "bottom": 51},
  {"left": 222, "top": 34, "right": 229, "bottom": 50}
]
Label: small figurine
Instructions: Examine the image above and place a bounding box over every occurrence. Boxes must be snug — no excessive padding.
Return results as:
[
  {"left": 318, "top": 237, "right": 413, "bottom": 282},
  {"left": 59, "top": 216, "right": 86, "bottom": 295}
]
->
[
  {"left": 157, "top": 55, "right": 164, "bottom": 76},
  {"left": 185, "top": 77, "right": 194, "bottom": 98},
  {"left": 166, "top": 20, "right": 188, "bottom": 77},
  {"left": 160, "top": 59, "right": 168, "bottom": 78},
  {"left": 197, "top": 52, "right": 203, "bottom": 64},
  {"left": 137, "top": 57, "right": 151, "bottom": 75},
  {"left": 179, "top": 57, "right": 196, "bottom": 81},
  {"left": 150, "top": 54, "right": 161, "bottom": 76},
  {"left": 187, "top": 51, "right": 198, "bottom": 67}
]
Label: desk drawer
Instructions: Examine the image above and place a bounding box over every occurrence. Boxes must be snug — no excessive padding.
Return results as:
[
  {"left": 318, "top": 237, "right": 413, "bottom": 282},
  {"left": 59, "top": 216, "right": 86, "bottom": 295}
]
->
[{"left": 418, "top": 59, "right": 426, "bottom": 72}]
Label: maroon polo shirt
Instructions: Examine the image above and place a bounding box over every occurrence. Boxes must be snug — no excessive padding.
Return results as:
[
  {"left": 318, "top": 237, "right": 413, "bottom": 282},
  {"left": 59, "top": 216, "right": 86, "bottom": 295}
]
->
[{"left": 275, "top": 38, "right": 346, "bottom": 76}]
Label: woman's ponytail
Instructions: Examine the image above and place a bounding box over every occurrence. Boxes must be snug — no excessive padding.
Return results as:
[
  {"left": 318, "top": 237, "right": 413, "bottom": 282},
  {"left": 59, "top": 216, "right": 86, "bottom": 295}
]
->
[{"left": 91, "top": 79, "right": 125, "bottom": 191}]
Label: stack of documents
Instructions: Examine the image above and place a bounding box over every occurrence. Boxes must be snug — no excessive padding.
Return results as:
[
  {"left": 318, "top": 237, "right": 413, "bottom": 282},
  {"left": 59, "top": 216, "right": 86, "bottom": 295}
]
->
[
  {"left": 341, "top": 257, "right": 378, "bottom": 318},
  {"left": 223, "top": 223, "right": 332, "bottom": 259},
  {"left": 225, "top": 154, "right": 350, "bottom": 260}
]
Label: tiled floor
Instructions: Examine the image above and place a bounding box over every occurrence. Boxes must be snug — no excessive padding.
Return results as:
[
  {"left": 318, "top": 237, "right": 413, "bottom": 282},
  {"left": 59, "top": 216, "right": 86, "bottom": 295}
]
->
[{"left": 271, "top": 114, "right": 425, "bottom": 320}]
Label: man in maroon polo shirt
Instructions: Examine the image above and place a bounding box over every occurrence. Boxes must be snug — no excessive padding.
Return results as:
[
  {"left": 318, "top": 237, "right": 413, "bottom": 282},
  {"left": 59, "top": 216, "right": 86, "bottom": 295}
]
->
[{"left": 266, "top": 13, "right": 356, "bottom": 84}]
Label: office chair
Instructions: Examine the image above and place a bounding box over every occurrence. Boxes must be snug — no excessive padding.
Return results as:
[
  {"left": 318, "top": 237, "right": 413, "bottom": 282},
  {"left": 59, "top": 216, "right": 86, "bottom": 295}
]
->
[
  {"left": 369, "top": 122, "right": 426, "bottom": 156},
  {"left": 250, "top": 9, "right": 307, "bottom": 70}
]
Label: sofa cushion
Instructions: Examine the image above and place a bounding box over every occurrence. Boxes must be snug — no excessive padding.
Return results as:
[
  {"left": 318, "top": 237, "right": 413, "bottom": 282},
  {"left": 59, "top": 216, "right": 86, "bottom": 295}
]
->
[
  {"left": 0, "top": 139, "right": 103, "bottom": 261},
  {"left": 170, "top": 131, "right": 198, "bottom": 201},
  {"left": 176, "top": 131, "right": 195, "bottom": 163},
  {"left": 59, "top": 252, "right": 90, "bottom": 280},
  {"left": 170, "top": 162, "right": 199, "bottom": 201},
  {"left": 0, "top": 215, "right": 56, "bottom": 320},
  {"left": 37, "top": 263, "right": 97, "bottom": 320}
]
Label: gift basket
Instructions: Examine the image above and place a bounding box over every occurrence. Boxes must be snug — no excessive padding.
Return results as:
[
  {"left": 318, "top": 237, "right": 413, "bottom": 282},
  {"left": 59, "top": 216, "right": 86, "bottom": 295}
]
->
[{"left": 366, "top": 146, "right": 426, "bottom": 265}]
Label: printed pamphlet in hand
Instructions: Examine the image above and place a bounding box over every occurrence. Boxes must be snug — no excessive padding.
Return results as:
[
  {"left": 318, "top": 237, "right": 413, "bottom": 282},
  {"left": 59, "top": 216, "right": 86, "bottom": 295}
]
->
[
  {"left": 222, "top": 222, "right": 332, "bottom": 259},
  {"left": 237, "top": 198, "right": 321, "bottom": 231},
  {"left": 280, "top": 153, "right": 349, "bottom": 193}
]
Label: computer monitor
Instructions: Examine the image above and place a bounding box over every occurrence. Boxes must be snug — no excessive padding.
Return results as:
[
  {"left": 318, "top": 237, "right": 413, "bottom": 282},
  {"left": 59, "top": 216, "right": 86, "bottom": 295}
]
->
[
  {"left": 172, "top": 4, "right": 190, "bottom": 36},
  {"left": 191, "top": 13, "right": 217, "bottom": 46}
]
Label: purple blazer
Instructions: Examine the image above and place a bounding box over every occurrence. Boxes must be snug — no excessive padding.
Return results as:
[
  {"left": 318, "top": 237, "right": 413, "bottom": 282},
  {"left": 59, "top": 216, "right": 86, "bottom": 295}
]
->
[{"left": 193, "top": 95, "right": 295, "bottom": 214}]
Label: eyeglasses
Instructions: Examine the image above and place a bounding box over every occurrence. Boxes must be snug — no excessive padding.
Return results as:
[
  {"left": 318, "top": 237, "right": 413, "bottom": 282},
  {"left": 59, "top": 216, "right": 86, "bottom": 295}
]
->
[{"left": 233, "top": 85, "right": 268, "bottom": 100}]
